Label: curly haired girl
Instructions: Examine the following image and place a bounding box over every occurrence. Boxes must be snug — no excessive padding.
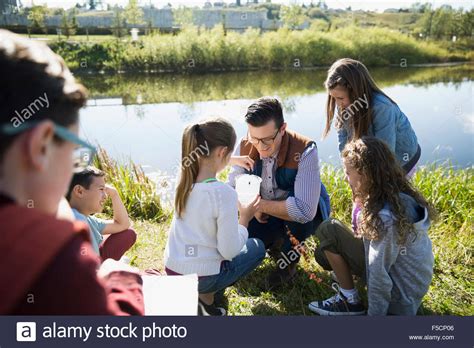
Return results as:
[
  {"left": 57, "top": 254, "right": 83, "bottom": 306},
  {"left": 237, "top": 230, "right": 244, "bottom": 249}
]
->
[{"left": 309, "top": 137, "right": 436, "bottom": 316}]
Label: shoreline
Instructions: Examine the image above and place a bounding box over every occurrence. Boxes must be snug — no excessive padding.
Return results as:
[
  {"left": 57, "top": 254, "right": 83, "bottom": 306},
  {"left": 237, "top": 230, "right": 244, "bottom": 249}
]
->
[{"left": 71, "top": 60, "right": 473, "bottom": 76}]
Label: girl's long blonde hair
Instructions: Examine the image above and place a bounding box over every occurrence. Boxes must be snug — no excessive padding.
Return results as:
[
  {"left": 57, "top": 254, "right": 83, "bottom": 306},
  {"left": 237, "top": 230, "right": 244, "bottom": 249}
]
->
[
  {"left": 342, "top": 137, "right": 436, "bottom": 244},
  {"left": 323, "top": 58, "right": 396, "bottom": 140},
  {"left": 175, "top": 117, "right": 236, "bottom": 218}
]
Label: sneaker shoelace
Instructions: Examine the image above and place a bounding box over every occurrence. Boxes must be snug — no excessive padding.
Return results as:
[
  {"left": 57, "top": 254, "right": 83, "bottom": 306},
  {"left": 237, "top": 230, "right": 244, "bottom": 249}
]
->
[{"left": 321, "top": 283, "right": 345, "bottom": 307}]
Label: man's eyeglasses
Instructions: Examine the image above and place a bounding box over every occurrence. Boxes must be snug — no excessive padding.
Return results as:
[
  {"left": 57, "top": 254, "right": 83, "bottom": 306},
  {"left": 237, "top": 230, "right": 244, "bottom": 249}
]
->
[
  {"left": 248, "top": 129, "right": 280, "bottom": 147},
  {"left": 1, "top": 121, "right": 96, "bottom": 171}
]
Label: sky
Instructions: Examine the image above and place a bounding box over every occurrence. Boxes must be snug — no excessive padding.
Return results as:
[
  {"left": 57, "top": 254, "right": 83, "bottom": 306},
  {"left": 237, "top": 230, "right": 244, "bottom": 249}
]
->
[{"left": 20, "top": 0, "right": 473, "bottom": 11}]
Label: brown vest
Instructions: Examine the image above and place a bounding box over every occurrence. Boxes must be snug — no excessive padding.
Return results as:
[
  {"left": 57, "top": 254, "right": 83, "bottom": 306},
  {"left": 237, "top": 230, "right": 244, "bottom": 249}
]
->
[{"left": 240, "top": 129, "right": 314, "bottom": 169}]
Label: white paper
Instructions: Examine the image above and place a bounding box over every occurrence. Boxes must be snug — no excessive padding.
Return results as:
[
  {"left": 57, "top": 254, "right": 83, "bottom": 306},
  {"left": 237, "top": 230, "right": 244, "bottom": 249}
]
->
[{"left": 142, "top": 274, "right": 199, "bottom": 316}]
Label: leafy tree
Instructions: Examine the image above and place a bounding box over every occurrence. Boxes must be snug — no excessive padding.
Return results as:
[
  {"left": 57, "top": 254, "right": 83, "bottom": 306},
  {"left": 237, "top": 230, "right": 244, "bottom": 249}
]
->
[
  {"left": 307, "top": 7, "right": 328, "bottom": 21},
  {"left": 112, "top": 7, "right": 127, "bottom": 37},
  {"left": 430, "top": 7, "right": 455, "bottom": 39},
  {"left": 451, "top": 8, "right": 474, "bottom": 38},
  {"left": 460, "top": 9, "right": 474, "bottom": 37},
  {"left": 410, "top": 2, "right": 431, "bottom": 13},
  {"left": 419, "top": 4, "right": 434, "bottom": 37},
  {"left": 418, "top": 6, "right": 474, "bottom": 39},
  {"left": 27, "top": 5, "right": 48, "bottom": 34},
  {"left": 61, "top": 10, "right": 78, "bottom": 38},
  {"left": 124, "top": 0, "right": 144, "bottom": 26},
  {"left": 280, "top": 5, "right": 307, "bottom": 29}
]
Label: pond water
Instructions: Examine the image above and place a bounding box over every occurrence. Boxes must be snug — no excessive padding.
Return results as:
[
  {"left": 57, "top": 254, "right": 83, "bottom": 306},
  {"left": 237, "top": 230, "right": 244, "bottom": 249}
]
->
[{"left": 77, "top": 64, "right": 473, "bottom": 175}]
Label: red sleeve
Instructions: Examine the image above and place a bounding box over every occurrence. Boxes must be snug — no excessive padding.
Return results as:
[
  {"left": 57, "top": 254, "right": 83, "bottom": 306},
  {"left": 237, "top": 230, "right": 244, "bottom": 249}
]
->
[{"left": 13, "top": 235, "right": 144, "bottom": 315}]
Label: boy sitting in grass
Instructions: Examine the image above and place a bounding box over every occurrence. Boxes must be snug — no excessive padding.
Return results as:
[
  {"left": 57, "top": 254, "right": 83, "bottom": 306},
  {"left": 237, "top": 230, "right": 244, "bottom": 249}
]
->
[{"left": 66, "top": 166, "right": 136, "bottom": 262}]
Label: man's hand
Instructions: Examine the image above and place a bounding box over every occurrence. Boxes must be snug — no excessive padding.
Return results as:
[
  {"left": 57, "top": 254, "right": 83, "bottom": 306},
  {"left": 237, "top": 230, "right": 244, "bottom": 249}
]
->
[
  {"left": 230, "top": 155, "right": 255, "bottom": 172},
  {"left": 258, "top": 198, "right": 293, "bottom": 222}
]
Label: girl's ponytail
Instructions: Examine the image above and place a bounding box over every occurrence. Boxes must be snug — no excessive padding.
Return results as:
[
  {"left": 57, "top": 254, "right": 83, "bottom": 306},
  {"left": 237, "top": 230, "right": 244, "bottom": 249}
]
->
[
  {"left": 174, "top": 118, "right": 236, "bottom": 218},
  {"left": 175, "top": 124, "right": 201, "bottom": 218}
]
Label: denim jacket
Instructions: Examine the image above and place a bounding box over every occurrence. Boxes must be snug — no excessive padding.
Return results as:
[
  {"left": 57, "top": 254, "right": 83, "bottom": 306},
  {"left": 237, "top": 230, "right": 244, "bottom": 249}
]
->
[{"left": 337, "top": 93, "right": 419, "bottom": 166}]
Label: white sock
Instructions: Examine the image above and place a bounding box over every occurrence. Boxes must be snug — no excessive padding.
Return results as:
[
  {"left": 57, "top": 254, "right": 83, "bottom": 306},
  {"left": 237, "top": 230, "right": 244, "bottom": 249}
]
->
[{"left": 340, "top": 287, "right": 360, "bottom": 304}]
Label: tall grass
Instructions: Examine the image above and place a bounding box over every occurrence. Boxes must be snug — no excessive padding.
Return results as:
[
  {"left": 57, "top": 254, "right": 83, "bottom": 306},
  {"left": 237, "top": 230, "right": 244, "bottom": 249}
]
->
[
  {"left": 93, "top": 148, "right": 166, "bottom": 222},
  {"left": 49, "top": 26, "right": 470, "bottom": 73},
  {"left": 322, "top": 163, "right": 474, "bottom": 229}
]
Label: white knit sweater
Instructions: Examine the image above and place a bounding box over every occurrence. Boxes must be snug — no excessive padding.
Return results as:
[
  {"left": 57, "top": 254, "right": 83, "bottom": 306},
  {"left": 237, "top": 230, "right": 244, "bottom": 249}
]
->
[{"left": 164, "top": 181, "right": 249, "bottom": 276}]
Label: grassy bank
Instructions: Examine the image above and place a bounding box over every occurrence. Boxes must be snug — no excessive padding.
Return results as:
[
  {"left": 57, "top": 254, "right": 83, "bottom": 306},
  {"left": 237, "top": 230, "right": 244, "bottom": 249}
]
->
[
  {"left": 96, "top": 149, "right": 473, "bottom": 315},
  {"left": 49, "top": 26, "right": 472, "bottom": 73}
]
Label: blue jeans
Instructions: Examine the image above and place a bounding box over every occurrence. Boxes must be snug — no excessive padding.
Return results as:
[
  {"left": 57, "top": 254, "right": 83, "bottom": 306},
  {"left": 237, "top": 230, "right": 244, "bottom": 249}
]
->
[{"left": 198, "top": 238, "right": 265, "bottom": 294}]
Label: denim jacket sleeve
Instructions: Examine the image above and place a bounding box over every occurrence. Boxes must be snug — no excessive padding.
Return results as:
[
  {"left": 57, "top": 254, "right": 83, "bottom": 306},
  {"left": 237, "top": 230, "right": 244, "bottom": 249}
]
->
[
  {"left": 337, "top": 127, "right": 348, "bottom": 153},
  {"left": 371, "top": 100, "right": 398, "bottom": 152}
]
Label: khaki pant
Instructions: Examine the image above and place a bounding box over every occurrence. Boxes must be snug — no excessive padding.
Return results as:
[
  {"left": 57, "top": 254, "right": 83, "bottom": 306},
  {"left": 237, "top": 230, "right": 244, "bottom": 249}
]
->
[{"left": 314, "top": 218, "right": 366, "bottom": 280}]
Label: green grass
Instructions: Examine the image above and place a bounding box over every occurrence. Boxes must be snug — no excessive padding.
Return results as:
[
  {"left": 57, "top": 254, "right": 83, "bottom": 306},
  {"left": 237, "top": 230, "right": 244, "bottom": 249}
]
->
[
  {"left": 47, "top": 25, "right": 471, "bottom": 73},
  {"left": 104, "top": 149, "right": 473, "bottom": 315}
]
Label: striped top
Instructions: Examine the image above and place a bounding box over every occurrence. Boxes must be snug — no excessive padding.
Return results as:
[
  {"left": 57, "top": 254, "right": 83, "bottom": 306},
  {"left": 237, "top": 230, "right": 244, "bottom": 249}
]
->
[{"left": 228, "top": 141, "right": 321, "bottom": 224}]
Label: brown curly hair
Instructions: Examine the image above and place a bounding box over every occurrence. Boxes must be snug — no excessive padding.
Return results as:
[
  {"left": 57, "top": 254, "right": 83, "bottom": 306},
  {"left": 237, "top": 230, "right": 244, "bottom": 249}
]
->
[{"left": 342, "top": 137, "right": 436, "bottom": 244}]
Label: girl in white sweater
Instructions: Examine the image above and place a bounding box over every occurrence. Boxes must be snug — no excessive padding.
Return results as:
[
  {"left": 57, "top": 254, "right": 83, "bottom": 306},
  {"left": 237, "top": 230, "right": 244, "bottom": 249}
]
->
[{"left": 164, "top": 117, "right": 265, "bottom": 316}]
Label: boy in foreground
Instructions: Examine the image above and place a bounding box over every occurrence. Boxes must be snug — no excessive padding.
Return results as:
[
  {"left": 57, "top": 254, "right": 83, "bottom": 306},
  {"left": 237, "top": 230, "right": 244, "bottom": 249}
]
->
[{"left": 0, "top": 29, "right": 143, "bottom": 315}]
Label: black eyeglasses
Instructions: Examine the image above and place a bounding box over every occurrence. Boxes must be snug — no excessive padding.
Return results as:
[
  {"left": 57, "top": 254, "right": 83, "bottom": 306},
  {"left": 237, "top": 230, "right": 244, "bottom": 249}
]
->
[{"left": 248, "top": 129, "right": 280, "bottom": 146}]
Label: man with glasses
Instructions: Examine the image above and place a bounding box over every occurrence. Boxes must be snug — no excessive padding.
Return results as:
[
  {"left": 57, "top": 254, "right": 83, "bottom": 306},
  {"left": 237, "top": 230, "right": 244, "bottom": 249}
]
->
[
  {"left": 0, "top": 29, "right": 143, "bottom": 314},
  {"left": 228, "top": 97, "right": 330, "bottom": 288}
]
